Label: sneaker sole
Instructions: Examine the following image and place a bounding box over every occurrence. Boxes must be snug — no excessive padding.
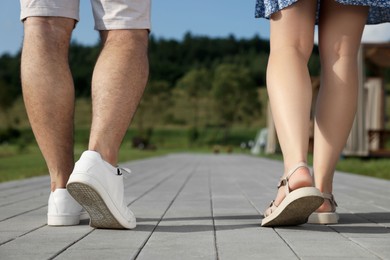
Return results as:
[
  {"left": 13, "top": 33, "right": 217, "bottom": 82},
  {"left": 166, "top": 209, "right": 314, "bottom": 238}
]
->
[
  {"left": 67, "top": 182, "right": 132, "bottom": 229},
  {"left": 47, "top": 215, "right": 80, "bottom": 226},
  {"left": 261, "top": 187, "right": 324, "bottom": 227}
]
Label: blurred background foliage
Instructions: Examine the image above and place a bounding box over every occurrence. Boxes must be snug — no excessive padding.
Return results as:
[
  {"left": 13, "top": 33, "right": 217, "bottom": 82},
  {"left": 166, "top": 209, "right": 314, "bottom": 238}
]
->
[{"left": 1, "top": 33, "right": 390, "bottom": 182}]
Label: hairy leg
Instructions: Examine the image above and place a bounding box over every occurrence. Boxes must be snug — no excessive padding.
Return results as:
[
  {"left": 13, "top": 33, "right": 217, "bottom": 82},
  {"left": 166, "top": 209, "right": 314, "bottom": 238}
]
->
[
  {"left": 266, "top": 0, "right": 317, "bottom": 205},
  {"left": 314, "top": 0, "right": 368, "bottom": 211},
  {"left": 88, "top": 30, "right": 149, "bottom": 165},
  {"left": 21, "top": 17, "right": 75, "bottom": 191}
]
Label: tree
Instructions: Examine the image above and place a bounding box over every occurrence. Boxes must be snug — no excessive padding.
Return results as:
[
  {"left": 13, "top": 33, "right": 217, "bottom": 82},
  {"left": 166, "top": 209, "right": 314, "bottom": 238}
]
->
[
  {"left": 212, "top": 63, "right": 261, "bottom": 141},
  {"left": 0, "top": 79, "right": 19, "bottom": 128},
  {"left": 176, "top": 68, "right": 211, "bottom": 129},
  {"left": 135, "top": 80, "right": 172, "bottom": 135},
  {"left": 69, "top": 42, "right": 100, "bottom": 96},
  {"left": 0, "top": 53, "right": 21, "bottom": 126}
]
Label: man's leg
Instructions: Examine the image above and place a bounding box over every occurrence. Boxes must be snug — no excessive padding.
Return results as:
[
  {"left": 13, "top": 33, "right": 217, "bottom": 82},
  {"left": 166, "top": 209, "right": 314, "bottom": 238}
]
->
[
  {"left": 89, "top": 29, "right": 149, "bottom": 165},
  {"left": 21, "top": 17, "right": 75, "bottom": 191},
  {"left": 66, "top": 29, "right": 149, "bottom": 229},
  {"left": 21, "top": 16, "right": 87, "bottom": 226}
]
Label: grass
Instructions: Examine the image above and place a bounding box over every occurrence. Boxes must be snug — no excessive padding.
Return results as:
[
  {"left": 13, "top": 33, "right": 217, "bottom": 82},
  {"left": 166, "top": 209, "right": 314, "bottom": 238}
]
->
[
  {"left": 0, "top": 143, "right": 214, "bottom": 183},
  {"left": 0, "top": 145, "right": 48, "bottom": 182},
  {"left": 1, "top": 91, "right": 390, "bottom": 183},
  {"left": 0, "top": 127, "right": 254, "bottom": 183},
  {"left": 2, "top": 137, "right": 390, "bottom": 183},
  {"left": 263, "top": 153, "right": 390, "bottom": 180},
  {"left": 336, "top": 157, "right": 390, "bottom": 180}
]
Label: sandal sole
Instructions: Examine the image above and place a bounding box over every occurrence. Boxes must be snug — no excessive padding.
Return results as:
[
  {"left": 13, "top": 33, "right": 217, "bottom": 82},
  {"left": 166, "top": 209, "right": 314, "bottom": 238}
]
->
[
  {"left": 261, "top": 187, "right": 324, "bottom": 227},
  {"left": 308, "top": 212, "right": 339, "bottom": 224}
]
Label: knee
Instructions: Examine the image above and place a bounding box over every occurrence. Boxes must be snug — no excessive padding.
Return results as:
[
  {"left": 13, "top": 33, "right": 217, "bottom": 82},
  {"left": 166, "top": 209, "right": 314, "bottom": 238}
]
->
[
  {"left": 270, "top": 40, "right": 314, "bottom": 64},
  {"left": 23, "top": 17, "right": 74, "bottom": 50},
  {"left": 319, "top": 36, "right": 360, "bottom": 67},
  {"left": 100, "top": 29, "right": 149, "bottom": 53}
]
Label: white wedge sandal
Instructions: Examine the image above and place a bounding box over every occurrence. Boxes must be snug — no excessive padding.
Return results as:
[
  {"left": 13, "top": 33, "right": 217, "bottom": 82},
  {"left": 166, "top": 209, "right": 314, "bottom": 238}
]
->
[
  {"left": 308, "top": 193, "right": 339, "bottom": 224},
  {"left": 261, "top": 162, "right": 324, "bottom": 227}
]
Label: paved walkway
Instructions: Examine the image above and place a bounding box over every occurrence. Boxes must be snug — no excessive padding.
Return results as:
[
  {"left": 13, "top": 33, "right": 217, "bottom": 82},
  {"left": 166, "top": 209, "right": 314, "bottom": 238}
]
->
[{"left": 0, "top": 154, "right": 389, "bottom": 260}]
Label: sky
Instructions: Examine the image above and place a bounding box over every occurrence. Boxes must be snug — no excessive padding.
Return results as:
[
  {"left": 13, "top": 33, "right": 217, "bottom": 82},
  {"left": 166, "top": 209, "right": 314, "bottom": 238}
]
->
[{"left": 1, "top": 0, "right": 389, "bottom": 55}]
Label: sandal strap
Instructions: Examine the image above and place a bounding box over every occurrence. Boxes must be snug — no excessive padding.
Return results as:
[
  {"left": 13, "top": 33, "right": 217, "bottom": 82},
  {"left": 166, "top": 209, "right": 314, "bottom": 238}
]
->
[
  {"left": 322, "top": 193, "right": 338, "bottom": 211},
  {"left": 265, "top": 163, "right": 311, "bottom": 217},
  {"left": 264, "top": 200, "right": 277, "bottom": 217},
  {"left": 277, "top": 162, "right": 310, "bottom": 195}
]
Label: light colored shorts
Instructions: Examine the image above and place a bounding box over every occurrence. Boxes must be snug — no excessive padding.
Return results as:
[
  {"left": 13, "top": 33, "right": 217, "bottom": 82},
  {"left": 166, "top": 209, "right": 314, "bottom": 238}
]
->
[{"left": 20, "top": 0, "right": 151, "bottom": 30}]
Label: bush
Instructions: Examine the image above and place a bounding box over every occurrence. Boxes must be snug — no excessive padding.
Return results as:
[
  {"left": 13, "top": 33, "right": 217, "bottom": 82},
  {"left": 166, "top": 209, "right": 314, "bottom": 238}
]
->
[
  {"left": 0, "top": 127, "right": 21, "bottom": 144},
  {"left": 188, "top": 127, "right": 199, "bottom": 144}
]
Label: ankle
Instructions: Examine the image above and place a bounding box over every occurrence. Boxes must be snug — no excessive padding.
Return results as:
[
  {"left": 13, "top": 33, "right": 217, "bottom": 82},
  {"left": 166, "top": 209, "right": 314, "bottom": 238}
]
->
[
  {"left": 87, "top": 146, "right": 118, "bottom": 166},
  {"left": 287, "top": 167, "right": 313, "bottom": 190},
  {"left": 316, "top": 199, "right": 334, "bottom": 212},
  {"left": 51, "top": 175, "right": 70, "bottom": 191},
  {"left": 273, "top": 166, "right": 313, "bottom": 206}
]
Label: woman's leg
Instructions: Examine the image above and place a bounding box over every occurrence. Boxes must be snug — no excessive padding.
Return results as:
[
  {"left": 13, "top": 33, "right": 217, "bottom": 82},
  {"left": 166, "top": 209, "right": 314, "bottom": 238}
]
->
[
  {"left": 266, "top": 0, "right": 317, "bottom": 206},
  {"left": 314, "top": 0, "right": 369, "bottom": 211}
]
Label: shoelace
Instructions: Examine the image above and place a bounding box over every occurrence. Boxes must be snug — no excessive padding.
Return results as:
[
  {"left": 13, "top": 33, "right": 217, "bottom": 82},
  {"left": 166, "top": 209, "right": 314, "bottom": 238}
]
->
[{"left": 116, "top": 167, "right": 132, "bottom": 177}]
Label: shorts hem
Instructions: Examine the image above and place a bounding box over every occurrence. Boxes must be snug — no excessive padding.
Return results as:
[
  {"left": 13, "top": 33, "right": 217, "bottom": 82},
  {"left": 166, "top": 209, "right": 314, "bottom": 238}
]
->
[
  {"left": 94, "top": 21, "right": 151, "bottom": 31},
  {"left": 20, "top": 7, "right": 79, "bottom": 22}
]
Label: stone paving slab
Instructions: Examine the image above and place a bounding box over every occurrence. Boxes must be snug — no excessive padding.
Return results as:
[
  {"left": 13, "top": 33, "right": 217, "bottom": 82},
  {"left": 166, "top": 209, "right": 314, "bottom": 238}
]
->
[{"left": 0, "top": 153, "right": 389, "bottom": 259}]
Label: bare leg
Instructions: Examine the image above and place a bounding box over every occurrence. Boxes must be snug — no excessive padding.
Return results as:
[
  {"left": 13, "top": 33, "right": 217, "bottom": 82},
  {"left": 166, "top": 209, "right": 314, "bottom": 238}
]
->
[
  {"left": 21, "top": 17, "right": 75, "bottom": 191},
  {"left": 88, "top": 30, "right": 149, "bottom": 165},
  {"left": 314, "top": 0, "right": 369, "bottom": 211},
  {"left": 266, "top": 0, "right": 317, "bottom": 206}
]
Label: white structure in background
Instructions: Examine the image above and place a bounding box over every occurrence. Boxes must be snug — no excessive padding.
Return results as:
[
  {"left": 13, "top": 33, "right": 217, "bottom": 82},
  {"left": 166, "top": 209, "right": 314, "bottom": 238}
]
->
[
  {"left": 344, "top": 77, "right": 384, "bottom": 156},
  {"left": 251, "top": 128, "right": 268, "bottom": 155},
  {"left": 344, "top": 44, "right": 389, "bottom": 157}
]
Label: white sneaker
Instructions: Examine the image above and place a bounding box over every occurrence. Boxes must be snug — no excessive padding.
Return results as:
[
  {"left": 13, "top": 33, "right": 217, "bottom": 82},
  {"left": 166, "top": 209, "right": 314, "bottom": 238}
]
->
[
  {"left": 47, "top": 188, "right": 89, "bottom": 226},
  {"left": 66, "top": 151, "right": 136, "bottom": 229}
]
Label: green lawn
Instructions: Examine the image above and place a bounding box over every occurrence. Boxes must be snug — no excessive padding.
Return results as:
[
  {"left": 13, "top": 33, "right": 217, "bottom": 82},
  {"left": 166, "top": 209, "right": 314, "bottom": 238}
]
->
[
  {"left": 264, "top": 153, "right": 390, "bottom": 180},
  {"left": 0, "top": 143, "right": 214, "bottom": 183},
  {"left": 0, "top": 145, "right": 48, "bottom": 182},
  {"left": 0, "top": 127, "right": 254, "bottom": 183},
  {"left": 2, "top": 141, "right": 390, "bottom": 183},
  {"left": 1, "top": 108, "right": 390, "bottom": 183},
  {"left": 336, "top": 157, "right": 390, "bottom": 180}
]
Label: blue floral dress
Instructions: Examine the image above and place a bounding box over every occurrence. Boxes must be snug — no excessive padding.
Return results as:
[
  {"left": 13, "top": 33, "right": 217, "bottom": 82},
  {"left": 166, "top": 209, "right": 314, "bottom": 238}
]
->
[{"left": 255, "top": 0, "right": 390, "bottom": 24}]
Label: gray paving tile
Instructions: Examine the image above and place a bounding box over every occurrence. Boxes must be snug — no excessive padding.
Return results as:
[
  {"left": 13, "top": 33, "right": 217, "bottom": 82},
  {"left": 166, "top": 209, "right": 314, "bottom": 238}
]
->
[
  {"left": 136, "top": 168, "right": 216, "bottom": 260},
  {"left": 0, "top": 154, "right": 389, "bottom": 260}
]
